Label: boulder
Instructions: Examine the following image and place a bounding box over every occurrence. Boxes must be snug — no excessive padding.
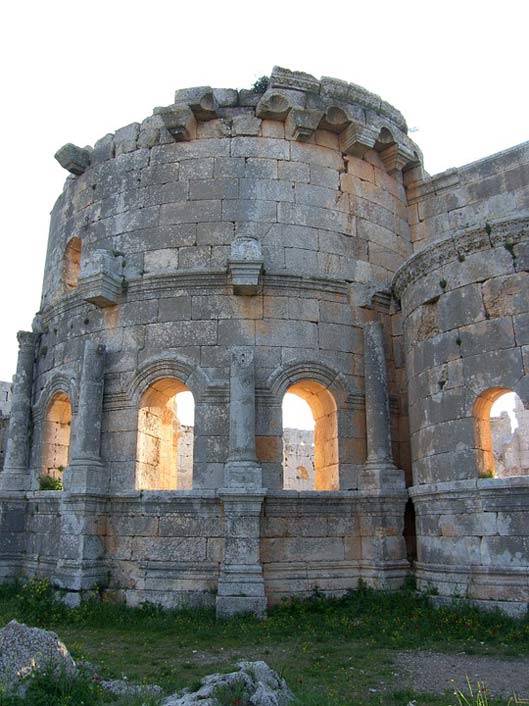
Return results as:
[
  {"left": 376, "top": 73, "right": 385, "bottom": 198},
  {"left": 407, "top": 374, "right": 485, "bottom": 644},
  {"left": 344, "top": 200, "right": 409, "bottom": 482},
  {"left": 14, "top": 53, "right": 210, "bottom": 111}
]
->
[
  {"left": 163, "top": 660, "right": 293, "bottom": 706},
  {"left": 0, "top": 620, "right": 75, "bottom": 690}
]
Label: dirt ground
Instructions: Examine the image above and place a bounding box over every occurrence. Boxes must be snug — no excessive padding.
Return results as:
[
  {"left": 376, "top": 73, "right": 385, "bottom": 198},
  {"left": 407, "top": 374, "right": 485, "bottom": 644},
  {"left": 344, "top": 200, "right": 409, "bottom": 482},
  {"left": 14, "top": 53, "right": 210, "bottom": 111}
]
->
[{"left": 394, "top": 650, "right": 529, "bottom": 700}]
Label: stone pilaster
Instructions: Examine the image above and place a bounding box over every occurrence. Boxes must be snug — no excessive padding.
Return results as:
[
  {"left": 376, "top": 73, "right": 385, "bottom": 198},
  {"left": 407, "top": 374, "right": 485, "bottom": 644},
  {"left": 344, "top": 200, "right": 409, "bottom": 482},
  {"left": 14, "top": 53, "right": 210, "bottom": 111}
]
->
[
  {"left": 63, "top": 341, "right": 107, "bottom": 494},
  {"left": 216, "top": 347, "right": 266, "bottom": 617},
  {"left": 361, "top": 321, "right": 405, "bottom": 490},
  {"left": 0, "top": 331, "right": 38, "bottom": 491}
]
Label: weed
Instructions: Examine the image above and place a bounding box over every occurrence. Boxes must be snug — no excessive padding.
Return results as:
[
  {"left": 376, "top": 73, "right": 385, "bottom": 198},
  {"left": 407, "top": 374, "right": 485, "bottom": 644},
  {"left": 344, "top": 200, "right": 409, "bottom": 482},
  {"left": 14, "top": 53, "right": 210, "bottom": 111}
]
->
[
  {"left": 38, "top": 475, "right": 63, "bottom": 491},
  {"left": 211, "top": 679, "right": 251, "bottom": 706}
]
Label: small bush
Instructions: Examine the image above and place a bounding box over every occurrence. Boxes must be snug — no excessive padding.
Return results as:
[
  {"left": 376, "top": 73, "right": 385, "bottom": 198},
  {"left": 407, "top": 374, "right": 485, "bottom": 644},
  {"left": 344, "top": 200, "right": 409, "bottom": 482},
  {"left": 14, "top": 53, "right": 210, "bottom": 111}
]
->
[
  {"left": 252, "top": 76, "right": 269, "bottom": 93},
  {"left": 39, "top": 474, "right": 63, "bottom": 491}
]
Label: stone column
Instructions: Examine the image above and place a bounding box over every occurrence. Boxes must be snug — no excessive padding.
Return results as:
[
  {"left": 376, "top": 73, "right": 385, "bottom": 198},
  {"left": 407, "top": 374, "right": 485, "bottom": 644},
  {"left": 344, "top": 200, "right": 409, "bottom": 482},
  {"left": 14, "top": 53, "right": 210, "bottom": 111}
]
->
[
  {"left": 224, "top": 347, "right": 262, "bottom": 488},
  {"left": 58, "top": 341, "right": 108, "bottom": 604},
  {"left": 361, "top": 321, "right": 404, "bottom": 490},
  {"left": 63, "top": 341, "right": 107, "bottom": 494},
  {"left": 216, "top": 346, "right": 266, "bottom": 617},
  {"left": 0, "top": 331, "right": 38, "bottom": 491}
]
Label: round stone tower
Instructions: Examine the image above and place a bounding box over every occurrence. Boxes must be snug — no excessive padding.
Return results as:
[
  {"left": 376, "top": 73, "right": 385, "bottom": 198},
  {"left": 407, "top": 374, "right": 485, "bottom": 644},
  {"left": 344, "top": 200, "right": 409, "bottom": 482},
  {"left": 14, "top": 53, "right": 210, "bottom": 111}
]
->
[{"left": 0, "top": 67, "right": 421, "bottom": 612}]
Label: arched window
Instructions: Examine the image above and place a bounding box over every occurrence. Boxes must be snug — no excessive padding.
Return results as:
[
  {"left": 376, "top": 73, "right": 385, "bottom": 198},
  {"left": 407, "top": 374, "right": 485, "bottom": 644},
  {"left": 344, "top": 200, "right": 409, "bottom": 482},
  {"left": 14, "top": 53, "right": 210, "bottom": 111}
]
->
[
  {"left": 474, "top": 388, "right": 529, "bottom": 477},
  {"left": 41, "top": 392, "right": 72, "bottom": 486},
  {"left": 136, "top": 379, "right": 194, "bottom": 490},
  {"left": 282, "top": 381, "right": 339, "bottom": 491},
  {"left": 63, "top": 237, "right": 82, "bottom": 290}
]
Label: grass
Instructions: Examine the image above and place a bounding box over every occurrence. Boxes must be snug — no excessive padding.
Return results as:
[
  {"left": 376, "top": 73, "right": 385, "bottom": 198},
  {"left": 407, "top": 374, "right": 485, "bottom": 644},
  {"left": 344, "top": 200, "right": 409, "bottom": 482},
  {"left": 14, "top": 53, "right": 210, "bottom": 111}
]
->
[{"left": 1, "top": 579, "right": 528, "bottom": 705}]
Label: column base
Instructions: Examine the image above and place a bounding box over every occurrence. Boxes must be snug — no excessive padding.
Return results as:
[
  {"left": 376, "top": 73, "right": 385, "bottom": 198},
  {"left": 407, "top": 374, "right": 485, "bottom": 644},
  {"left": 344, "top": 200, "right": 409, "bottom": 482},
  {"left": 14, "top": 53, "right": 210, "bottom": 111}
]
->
[
  {"left": 360, "top": 461, "right": 406, "bottom": 492},
  {"left": 216, "top": 565, "right": 267, "bottom": 618},
  {"left": 0, "top": 469, "right": 31, "bottom": 491},
  {"left": 223, "top": 460, "right": 262, "bottom": 489},
  {"left": 63, "top": 460, "right": 108, "bottom": 494}
]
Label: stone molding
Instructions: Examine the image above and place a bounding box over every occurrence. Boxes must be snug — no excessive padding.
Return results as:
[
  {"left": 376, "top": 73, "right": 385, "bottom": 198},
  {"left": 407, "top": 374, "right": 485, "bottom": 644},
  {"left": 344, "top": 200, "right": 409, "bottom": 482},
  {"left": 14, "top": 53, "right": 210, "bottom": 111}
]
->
[
  {"left": 127, "top": 352, "right": 213, "bottom": 404},
  {"left": 54, "top": 66, "right": 421, "bottom": 178},
  {"left": 409, "top": 476, "right": 529, "bottom": 500},
  {"left": 393, "top": 214, "right": 529, "bottom": 300},
  {"left": 264, "top": 358, "right": 352, "bottom": 401},
  {"left": 32, "top": 370, "right": 79, "bottom": 421}
]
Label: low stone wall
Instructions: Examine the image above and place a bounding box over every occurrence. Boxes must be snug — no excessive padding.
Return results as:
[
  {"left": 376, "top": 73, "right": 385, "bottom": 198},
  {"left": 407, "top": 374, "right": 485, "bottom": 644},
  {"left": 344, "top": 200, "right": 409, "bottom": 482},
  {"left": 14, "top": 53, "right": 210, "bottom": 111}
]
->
[
  {"left": 411, "top": 478, "right": 529, "bottom": 615},
  {"left": 1, "top": 488, "right": 408, "bottom": 607}
]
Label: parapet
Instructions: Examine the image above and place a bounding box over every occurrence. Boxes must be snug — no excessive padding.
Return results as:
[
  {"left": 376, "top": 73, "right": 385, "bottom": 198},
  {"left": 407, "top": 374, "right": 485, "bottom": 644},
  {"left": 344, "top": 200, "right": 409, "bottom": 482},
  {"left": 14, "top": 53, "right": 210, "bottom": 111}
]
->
[{"left": 55, "top": 66, "right": 421, "bottom": 178}]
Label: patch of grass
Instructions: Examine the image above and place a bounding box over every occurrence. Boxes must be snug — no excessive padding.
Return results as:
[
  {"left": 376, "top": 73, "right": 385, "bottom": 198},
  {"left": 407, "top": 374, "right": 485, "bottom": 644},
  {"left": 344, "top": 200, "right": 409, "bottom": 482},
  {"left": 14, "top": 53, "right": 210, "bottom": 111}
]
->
[{"left": 2, "top": 581, "right": 529, "bottom": 705}]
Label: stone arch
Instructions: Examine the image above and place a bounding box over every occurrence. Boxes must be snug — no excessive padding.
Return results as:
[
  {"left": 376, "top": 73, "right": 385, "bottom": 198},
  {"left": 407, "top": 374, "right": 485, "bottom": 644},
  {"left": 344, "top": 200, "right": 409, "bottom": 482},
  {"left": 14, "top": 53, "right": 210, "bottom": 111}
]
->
[
  {"left": 266, "top": 360, "right": 351, "bottom": 491},
  {"left": 40, "top": 392, "right": 72, "bottom": 484},
  {"left": 135, "top": 378, "right": 194, "bottom": 490},
  {"left": 283, "top": 380, "right": 339, "bottom": 491},
  {"left": 128, "top": 353, "right": 210, "bottom": 405},
  {"left": 129, "top": 354, "right": 211, "bottom": 490},
  {"left": 63, "top": 237, "right": 82, "bottom": 291},
  {"left": 475, "top": 387, "right": 529, "bottom": 478}
]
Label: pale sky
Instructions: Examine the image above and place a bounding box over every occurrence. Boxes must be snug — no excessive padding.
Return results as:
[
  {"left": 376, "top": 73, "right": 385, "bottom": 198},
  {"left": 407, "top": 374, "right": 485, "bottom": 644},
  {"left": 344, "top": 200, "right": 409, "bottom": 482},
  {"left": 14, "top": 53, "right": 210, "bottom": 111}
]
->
[{"left": 1, "top": 0, "right": 528, "bottom": 381}]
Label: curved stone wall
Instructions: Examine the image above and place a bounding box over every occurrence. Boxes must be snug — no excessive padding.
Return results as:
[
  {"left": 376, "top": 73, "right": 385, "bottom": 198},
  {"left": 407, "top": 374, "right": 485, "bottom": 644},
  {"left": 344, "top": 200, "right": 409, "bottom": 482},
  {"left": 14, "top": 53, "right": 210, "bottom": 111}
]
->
[
  {"left": 34, "top": 66, "right": 418, "bottom": 494},
  {"left": 394, "top": 215, "right": 529, "bottom": 611}
]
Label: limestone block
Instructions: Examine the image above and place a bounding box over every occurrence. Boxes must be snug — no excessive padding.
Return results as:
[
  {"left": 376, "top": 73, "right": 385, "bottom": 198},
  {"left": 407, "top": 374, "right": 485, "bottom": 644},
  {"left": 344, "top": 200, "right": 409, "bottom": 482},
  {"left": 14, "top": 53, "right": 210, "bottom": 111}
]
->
[
  {"left": 437, "top": 284, "right": 486, "bottom": 331},
  {"left": 214, "top": 157, "right": 246, "bottom": 178},
  {"left": 180, "top": 158, "right": 215, "bottom": 180},
  {"left": 285, "top": 108, "right": 323, "bottom": 142},
  {"left": 160, "top": 200, "right": 221, "bottom": 225},
  {"left": 458, "top": 317, "right": 515, "bottom": 358},
  {"left": 240, "top": 178, "right": 294, "bottom": 202},
  {"left": 189, "top": 178, "right": 239, "bottom": 201},
  {"left": 114, "top": 123, "right": 140, "bottom": 156},
  {"left": 55, "top": 143, "right": 91, "bottom": 175},
  {"left": 270, "top": 66, "right": 321, "bottom": 93},
  {"left": 222, "top": 199, "right": 277, "bottom": 223},
  {"left": 278, "top": 160, "right": 309, "bottom": 182},
  {"left": 173, "top": 86, "right": 218, "bottom": 120},
  {"left": 244, "top": 158, "right": 278, "bottom": 179},
  {"left": 77, "top": 249, "right": 123, "bottom": 307},
  {"left": 480, "top": 536, "right": 529, "bottom": 566},
  {"left": 290, "top": 142, "right": 344, "bottom": 171},
  {"left": 213, "top": 88, "right": 238, "bottom": 107},
  {"left": 462, "top": 347, "right": 523, "bottom": 392},
  {"left": 514, "top": 313, "right": 529, "bottom": 345},
  {"left": 232, "top": 115, "right": 262, "bottom": 136},
  {"left": 482, "top": 272, "right": 529, "bottom": 318},
  {"left": 256, "top": 92, "right": 291, "bottom": 121},
  {"left": 228, "top": 237, "right": 264, "bottom": 295},
  {"left": 231, "top": 136, "right": 289, "bottom": 160},
  {"left": 153, "top": 105, "right": 197, "bottom": 141},
  {"left": 133, "top": 536, "right": 207, "bottom": 561}
]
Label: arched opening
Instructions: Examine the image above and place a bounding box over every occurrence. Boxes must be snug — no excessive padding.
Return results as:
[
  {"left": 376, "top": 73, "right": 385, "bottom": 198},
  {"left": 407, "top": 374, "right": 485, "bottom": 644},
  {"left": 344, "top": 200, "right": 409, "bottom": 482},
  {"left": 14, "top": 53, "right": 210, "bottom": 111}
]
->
[
  {"left": 63, "top": 237, "right": 82, "bottom": 290},
  {"left": 136, "top": 378, "right": 194, "bottom": 490},
  {"left": 41, "top": 392, "right": 72, "bottom": 487},
  {"left": 474, "top": 388, "right": 529, "bottom": 477},
  {"left": 282, "top": 381, "right": 339, "bottom": 491}
]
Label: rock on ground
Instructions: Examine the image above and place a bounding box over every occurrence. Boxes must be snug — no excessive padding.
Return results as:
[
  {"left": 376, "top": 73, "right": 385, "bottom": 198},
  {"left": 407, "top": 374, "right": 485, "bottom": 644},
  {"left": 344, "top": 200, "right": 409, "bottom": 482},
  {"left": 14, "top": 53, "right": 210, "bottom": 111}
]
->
[
  {"left": 0, "top": 620, "right": 76, "bottom": 690},
  {"left": 163, "top": 660, "right": 293, "bottom": 706}
]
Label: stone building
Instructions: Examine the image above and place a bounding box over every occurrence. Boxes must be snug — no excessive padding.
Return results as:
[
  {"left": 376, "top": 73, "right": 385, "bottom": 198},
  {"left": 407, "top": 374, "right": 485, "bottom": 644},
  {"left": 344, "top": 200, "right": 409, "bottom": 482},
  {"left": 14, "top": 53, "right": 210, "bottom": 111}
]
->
[{"left": 0, "top": 67, "right": 528, "bottom": 615}]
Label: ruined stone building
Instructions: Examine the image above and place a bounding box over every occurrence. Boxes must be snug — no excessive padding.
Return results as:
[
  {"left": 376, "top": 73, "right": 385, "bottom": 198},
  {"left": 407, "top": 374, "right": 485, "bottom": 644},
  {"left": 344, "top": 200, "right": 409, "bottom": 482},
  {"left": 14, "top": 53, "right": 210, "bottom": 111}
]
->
[{"left": 0, "top": 67, "right": 528, "bottom": 615}]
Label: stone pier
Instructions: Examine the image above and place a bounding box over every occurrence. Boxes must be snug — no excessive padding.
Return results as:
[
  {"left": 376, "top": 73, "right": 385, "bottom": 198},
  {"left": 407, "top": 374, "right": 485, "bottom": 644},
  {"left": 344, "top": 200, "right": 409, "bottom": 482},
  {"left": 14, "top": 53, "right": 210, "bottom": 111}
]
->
[
  {"left": 0, "top": 332, "right": 38, "bottom": 491},
  {"left": 217, "top": 348, "right": 266, "bottom": 617}
]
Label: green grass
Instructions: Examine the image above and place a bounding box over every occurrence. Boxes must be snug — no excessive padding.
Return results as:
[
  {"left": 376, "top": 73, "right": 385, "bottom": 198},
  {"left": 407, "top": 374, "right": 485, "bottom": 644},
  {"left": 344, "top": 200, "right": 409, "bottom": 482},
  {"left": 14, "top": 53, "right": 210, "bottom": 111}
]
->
[{"left": 0, "top": 579, "right": 528, "bottom": 705}]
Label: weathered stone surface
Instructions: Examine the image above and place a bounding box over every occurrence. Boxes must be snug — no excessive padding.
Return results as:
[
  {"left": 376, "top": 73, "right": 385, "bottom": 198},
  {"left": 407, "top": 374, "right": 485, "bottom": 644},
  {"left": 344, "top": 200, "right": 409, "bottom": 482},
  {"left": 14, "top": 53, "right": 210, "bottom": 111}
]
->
[
  {"left": 0, "top": 620, "right": 76, "bottom": 691},
  {"left": 163, "top": 661, "right": 292, "bottom": 706},
  {"left": 55, "top": 143, "right": 91, "bottom": 175},
  {"left": 2, "top": 68, "right": 529, "bottom": 619}
]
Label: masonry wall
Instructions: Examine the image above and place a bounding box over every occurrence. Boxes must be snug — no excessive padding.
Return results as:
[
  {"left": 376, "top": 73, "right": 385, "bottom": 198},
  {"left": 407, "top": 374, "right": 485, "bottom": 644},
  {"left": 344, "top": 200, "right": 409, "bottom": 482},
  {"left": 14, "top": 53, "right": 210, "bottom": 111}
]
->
[{"left": 394, "top": 214, "right": 529, "bottom": 611}]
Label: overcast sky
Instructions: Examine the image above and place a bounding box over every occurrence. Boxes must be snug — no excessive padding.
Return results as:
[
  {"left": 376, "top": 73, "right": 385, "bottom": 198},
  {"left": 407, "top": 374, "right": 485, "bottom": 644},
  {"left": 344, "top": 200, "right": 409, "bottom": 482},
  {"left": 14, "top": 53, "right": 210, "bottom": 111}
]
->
[{"left": 0, "top": 0, "right": 527, "bottom": 381}]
